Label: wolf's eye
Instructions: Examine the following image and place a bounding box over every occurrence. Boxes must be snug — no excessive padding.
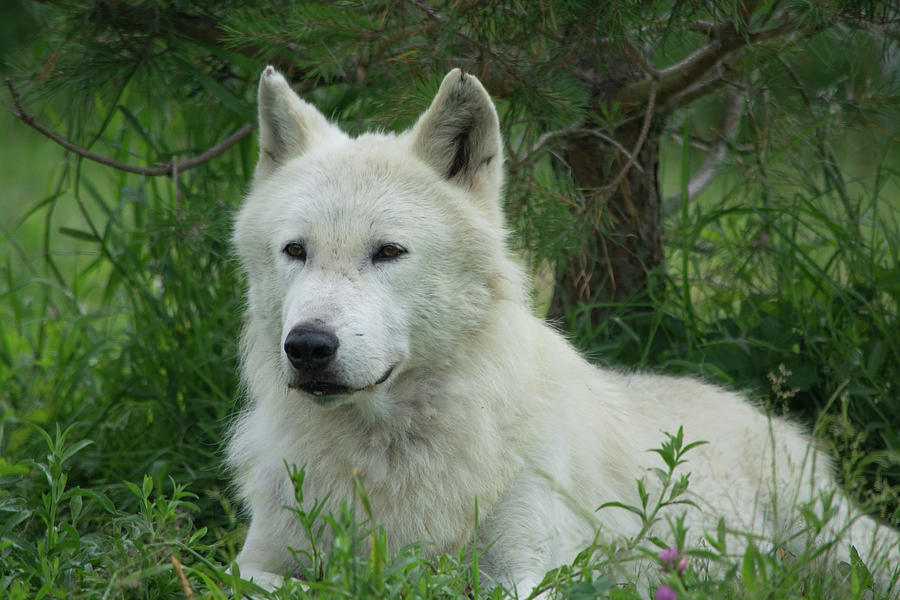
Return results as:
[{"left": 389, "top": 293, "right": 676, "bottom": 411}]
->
[
  {"left": 283, "top": 242, "right": 306, "bottom": 260},
  {"left": 373, "top": 243, "right": 407, "bottom": 262}
]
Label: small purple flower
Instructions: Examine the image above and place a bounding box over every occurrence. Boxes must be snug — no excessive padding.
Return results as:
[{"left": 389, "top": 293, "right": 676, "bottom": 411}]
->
[
  {"left": 658, "top": 547, "right": 678, "bottom": 563},
  {"left": 655, "top": 585, "right": 678, "bottom": 600},
  {"left": 658, "top": 547, "right": 688, "bottom": 574}
]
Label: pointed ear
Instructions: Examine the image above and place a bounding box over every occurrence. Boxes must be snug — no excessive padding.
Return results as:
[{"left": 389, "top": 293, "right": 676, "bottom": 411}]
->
[
  {"left": 409, "top": 70, "right": 504, "bottom": 221},
  {"left": 255, "top": 66, "right": 341, "bottom": 180}
]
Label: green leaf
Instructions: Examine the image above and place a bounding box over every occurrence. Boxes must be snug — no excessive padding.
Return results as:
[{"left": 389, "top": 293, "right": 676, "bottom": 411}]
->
[
  {"left": 637, "top": 478, "right": 649, "bottom": 509},
  {"left": 58, "top": 227, "right": 99, "bottom": 242},
  {"left": 123, "top": 480, "right": 142, "bottom": 499},
  {"left": 565, "top": 578, "right": 613, "bottom": 600},
  {"left": 687, "top": 548, "right": 720, "bottom": 561},
  {"left": 141, "top": 473, "right": 154, "bottom": 499},
  {"left": 597, "top": 501, "right": 645, "bottom": 519},
  {"left": 60, "top": 439, "right": 93, "bottom": 464},
  {"left": 0, "top": 457, "right": 30, "bottom": 478},
  {"left": 64, "top": 487, "right": 115, "bottom": 513},
  {"left": 681, "top": 439, "right": 709, "bottom": 454},
  {"left": 849, "top": 545, "right": 874, "bottom": 595},
  {"left": 866, "top": 341, "right": 886, "bottom": 376},
  {"left": 741, "top": 542, "right": 761, "bottom": 592}
]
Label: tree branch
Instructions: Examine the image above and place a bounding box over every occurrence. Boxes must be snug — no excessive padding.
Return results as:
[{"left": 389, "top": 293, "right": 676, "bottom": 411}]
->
[
  {"left": 662, "top": 61, "right": 742, "bottom": 113},
  {"left": 664, "top": 90, "right": 744, "bottom": 213},
  {"left": 4, "top": 78, "right": 251, "bottom": 177},
  {"left": 616, "top": 14, "right": 797, "bottom": 106},
  {"left": 622, "top": 41, "right": 660, "bottom": 79}
]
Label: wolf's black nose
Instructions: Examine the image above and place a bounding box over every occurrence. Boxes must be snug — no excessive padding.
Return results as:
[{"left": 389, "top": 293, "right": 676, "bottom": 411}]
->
[{"left": 284, "top": 326, "right": 339, "bottom": 371}]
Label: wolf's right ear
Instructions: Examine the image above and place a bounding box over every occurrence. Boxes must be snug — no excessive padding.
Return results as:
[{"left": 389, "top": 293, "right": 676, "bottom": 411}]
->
[
  {"left": 409, "top": 70, "right": 504, "bottom": 225},
  {"left": 255, "top": 66, "right": 340, "bottom": 180}
]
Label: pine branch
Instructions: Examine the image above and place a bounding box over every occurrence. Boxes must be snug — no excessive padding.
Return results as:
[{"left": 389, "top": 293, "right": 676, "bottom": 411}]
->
[
  {"left": 3, "top": 78, "right": 252, "bottom": 177},
  {"left": 616, "top": 13, "right": 797, "bottom": 106},
  {"left": 403, "top": 0, "right": 523, "bottom": 93},
  {"left": 34, "top": 0, "right": 310, "bottom": 81}
]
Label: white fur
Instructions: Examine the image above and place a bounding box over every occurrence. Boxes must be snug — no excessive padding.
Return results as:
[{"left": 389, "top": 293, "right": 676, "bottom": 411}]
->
[{"left": 228, "top": 67, "right": 899, "bottom": 594}]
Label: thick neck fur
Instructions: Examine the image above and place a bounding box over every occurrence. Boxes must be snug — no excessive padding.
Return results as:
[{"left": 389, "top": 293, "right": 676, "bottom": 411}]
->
[{"left": 227, "top": 288, "right": 544, "bottom": 554}]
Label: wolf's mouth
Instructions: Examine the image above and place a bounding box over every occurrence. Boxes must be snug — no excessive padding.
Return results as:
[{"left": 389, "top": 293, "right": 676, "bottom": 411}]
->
[
  {"left": 298, "top": 381, "right": 353, "bottom": 397},
  {"left": 294, "top": 366, "right": 394, "bottom": 398}
]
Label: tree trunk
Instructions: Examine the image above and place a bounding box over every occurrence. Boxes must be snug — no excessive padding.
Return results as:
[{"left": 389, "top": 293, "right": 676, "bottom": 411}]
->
[{"left": 549, "top": 117, "right": 664, "bottom": 323}]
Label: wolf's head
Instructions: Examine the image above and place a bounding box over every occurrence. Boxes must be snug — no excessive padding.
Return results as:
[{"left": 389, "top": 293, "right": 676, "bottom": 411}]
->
[{"left": 234, "top": 67, "right": 520, "bottom": 413}]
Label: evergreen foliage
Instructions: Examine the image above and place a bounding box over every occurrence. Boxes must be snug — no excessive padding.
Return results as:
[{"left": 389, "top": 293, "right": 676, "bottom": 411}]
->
[{"left": 1, "top": 0, "right": 898, "bottom": 597}]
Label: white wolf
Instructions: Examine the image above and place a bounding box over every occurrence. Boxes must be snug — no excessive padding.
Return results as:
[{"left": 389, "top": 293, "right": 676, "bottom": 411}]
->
[{"left": 228, "top": 66, "right": 898, "bottom": 594}]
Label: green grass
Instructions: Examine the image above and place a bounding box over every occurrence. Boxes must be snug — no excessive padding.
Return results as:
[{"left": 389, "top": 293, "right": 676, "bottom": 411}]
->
[
  {"left": 2, "top": 423, "right": 897, "bottom": 599},
  {"left": 1, "top": 67, "right": 899, "bottom": 600}
]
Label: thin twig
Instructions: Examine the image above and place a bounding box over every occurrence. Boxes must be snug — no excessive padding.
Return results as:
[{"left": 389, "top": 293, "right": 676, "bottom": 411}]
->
[
  {"left": 513, "top": 125, "right": 645, "bottom": 176},
  {"left": 6, "top": 78, "right": 27, "bottom": 116},
  {"left": 512, "top": 124, "right": 578, "bottom": 167},
  {"left": 603, "top": 82, "right": 657, "bottom": 196},
  {"left": 172, "top": 154, "right": 181, "bottom": 219},
  {"left": 169, "top": 553, "right": 194, "bottom": 599},
  {"left": 579, "top": 130, "right": 644, "bottom": 172},
  {"left": 4, "top": 78, "right": 251, "bottom": 177},
  {"left": 666, "top": 130, "right": 754, "bottom": 155}
]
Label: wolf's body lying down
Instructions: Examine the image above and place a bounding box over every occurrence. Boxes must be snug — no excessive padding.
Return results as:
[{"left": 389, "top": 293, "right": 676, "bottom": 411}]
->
[{"left": 227, "top": 66, "right": 899, "bottom": 594}]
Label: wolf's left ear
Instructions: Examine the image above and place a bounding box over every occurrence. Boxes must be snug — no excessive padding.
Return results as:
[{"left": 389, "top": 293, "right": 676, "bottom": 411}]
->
[
  {"left": 409, "top": 70, "right": 504, "bottom": 223},
  {"left": 255, "top": 66, "right": 342, "bottom": 180}
]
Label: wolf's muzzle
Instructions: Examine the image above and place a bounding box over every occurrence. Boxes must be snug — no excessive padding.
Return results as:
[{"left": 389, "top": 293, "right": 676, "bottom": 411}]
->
[{"left": 284, "top": 325, "right": 396, "bottom": 399}]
